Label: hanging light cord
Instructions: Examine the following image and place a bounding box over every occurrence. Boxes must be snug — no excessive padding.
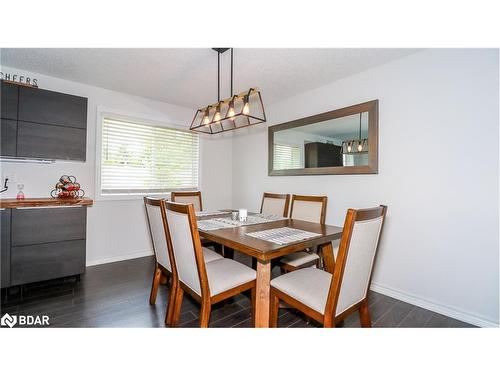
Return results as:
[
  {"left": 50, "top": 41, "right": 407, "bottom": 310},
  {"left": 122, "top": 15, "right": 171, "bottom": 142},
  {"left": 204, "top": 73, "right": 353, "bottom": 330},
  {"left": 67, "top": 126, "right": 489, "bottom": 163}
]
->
[
  {"left": 217, "top": 51, "right": 220, "bottom": 102},
  {"left": 230, "top": 48, "right": 233, "bottom": 96}
]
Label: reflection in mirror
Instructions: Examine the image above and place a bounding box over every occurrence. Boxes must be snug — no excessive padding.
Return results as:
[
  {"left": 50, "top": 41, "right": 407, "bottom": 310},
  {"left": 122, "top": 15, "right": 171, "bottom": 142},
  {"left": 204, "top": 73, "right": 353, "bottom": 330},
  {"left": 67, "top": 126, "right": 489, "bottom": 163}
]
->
[{"left": 273, "top": 111, "right": 369, "bottom": 170}]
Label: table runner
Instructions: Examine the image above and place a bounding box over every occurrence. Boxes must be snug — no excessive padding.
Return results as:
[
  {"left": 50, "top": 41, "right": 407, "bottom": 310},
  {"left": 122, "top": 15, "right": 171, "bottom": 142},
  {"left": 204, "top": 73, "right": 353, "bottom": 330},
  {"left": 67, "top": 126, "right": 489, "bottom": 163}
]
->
[
  {"left": 195, "top": 210, "right": 227, "bottom": 217},
  {"left": 245, "top": 227, "right": 321, "bottom": 245},
  {"left": 197, "top": 213, "right": 285, "bottom": 231}
]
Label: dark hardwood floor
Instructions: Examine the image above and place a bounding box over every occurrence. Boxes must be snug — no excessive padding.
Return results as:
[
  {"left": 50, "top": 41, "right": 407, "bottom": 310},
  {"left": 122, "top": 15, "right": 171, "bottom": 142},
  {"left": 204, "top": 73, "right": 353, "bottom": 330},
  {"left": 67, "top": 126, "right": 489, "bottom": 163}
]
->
[{"left": 0, "top": 254, "right": 474, "bottom": 328}]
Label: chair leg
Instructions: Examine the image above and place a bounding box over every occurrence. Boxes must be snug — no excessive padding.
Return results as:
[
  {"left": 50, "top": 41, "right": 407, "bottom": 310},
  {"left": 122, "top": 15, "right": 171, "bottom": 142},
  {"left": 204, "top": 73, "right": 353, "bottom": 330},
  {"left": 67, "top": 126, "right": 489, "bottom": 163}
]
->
[
  {"left": 223, "top": 246, "right": 234, "bottom": 259},
  {"left": 251, "top": 287, "right": 256, "bottom": 326},
  {"left": 165, "top": 281, "right": 177, "bottom": 326},
  {"left": 200, "top": 301, "right": 212, "bottom": 328},
  {"left": 171, "top": 287, "right": 184, "bottom": 327},
  {"left": 149, "top": 266, "right": 162, "bottom": 305},
  {"left": 359, "top": 301, "right": 372, "bottom": 328},
  {"left": 269, "top": 290, "right": 280, "bottom": 328}
]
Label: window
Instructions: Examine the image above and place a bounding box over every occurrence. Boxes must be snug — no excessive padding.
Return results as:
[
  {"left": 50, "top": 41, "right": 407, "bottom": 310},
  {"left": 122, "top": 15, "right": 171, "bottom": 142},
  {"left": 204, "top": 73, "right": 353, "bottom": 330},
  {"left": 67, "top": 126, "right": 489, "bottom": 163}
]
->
[
  {"left": 100, "top": 117, "right": 199, "bottom": 195},
  {"left": 273, "top": 143, "right": 301, "bottom": 170}
]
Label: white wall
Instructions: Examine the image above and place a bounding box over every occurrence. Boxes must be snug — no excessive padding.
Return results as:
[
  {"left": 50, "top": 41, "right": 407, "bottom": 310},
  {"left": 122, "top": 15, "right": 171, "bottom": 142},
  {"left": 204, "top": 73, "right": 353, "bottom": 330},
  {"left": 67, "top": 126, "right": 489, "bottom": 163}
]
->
[
  {"left": 0, "top": 67, "right": 233, "bottom": 266},
  {"left": 231, "top": 49, "right": 499, "bottom": 327},
  {"left": 2, "top": 49, "right": 498, "bottom": 327}
]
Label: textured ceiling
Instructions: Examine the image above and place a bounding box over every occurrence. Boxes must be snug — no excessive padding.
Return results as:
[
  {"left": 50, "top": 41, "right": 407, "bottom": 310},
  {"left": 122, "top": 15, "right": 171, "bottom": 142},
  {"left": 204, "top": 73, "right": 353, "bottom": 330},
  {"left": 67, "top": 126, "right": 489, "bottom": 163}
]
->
[{"left": 0, "top": 48, "right": 419, "bottom": 109}]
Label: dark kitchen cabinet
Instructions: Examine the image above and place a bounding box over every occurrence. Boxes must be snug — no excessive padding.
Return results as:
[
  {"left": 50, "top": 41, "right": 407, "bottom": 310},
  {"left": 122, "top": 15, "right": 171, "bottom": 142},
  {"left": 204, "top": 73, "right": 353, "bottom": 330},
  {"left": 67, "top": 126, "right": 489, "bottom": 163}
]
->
[
  {"left": 11, "top": 240, "right": 85, "bottom": 286},
  {"left": 0, "top": 84, "right": 88, "bottom": 161},
  {"left": 12, "top": 206, "right": 86, "bottom": 246},
  {"left": 16, "top": 121, "right": 86, "bottom": 161},
  {"left": 0, "top": 119, "right": 17, "bottom": 157},
  {"left": 305, "top": 142, "right": 343, "bottom": 168},
  {"left": 18, "top": 86, "right": 87, "bottom": 129},
  {"left": 1, "top": 209, "right": 11, "bottom": 288},
  {"left": 1, "top": 81, "right": 19, "bottom": 120},
  {"left": 2, "top": 206, "right": 87, "bottom": 288}
]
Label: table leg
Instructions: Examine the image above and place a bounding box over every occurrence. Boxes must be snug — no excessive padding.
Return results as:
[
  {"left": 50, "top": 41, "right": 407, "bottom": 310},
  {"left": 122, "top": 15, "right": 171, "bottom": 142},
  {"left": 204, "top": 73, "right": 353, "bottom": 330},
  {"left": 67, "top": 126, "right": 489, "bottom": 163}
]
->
[
  {"left": 319, "top": 241, "right": 335, "bottom": 274},
  {"left": 255, "top": 259, "right": 271, "bottom": 328}
]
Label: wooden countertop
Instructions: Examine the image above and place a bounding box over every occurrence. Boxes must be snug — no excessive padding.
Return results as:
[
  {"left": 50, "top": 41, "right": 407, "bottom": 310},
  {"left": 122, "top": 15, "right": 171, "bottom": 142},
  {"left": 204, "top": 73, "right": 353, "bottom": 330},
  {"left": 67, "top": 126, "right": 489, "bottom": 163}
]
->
[{"left": 0, "top": 197, "right": 93, "bottom": 209}]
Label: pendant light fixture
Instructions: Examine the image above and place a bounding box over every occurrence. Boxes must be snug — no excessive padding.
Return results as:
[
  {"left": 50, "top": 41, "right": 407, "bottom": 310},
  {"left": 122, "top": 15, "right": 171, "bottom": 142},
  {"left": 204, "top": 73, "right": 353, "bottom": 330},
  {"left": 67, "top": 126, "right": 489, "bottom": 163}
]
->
[
  {"left": 190, "top": 48, "right": 266, "bottom": 134},
  {"left": 341, "top": 112, "right": 368, "bottom": 154}
]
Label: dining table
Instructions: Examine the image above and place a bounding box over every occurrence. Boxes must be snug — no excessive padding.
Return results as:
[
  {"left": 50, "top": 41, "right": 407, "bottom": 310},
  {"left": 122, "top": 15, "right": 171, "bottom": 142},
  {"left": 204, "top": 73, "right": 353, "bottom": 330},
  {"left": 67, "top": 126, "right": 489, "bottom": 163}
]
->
[{"left": 197, "top": 211, "right": 343, "bottom": 328}]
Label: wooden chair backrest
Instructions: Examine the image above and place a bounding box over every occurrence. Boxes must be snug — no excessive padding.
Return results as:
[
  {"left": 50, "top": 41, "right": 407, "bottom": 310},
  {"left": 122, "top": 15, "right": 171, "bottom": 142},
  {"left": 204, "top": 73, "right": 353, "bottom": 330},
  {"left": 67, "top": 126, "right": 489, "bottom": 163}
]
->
[{"left": 260, "top": 192, "right": 290, "bottom": 217}]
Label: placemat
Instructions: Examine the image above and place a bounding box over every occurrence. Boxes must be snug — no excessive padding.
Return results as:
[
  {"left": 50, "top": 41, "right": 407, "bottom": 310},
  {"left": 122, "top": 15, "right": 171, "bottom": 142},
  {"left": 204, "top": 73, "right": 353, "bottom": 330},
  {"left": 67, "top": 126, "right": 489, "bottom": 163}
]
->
[
  {"left": 246, "top": 227, "right": 321, "bottom": 245},
  {"left": 196, "top": 219, "right": 237, "bottom": 231}
]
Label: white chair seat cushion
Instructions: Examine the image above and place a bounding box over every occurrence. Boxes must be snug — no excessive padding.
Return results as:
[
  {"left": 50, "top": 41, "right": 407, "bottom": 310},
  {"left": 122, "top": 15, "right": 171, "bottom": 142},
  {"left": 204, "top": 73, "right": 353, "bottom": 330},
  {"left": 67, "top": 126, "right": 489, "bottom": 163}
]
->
[
  {"left": 205, "top": 258, "right": 256, "bottom": 296},
  {"left": 202, "top": 247, "right": 223, "bottom": 263},
  {"left": 280, "top": 251, "right": 319, "bottom": 267},
  {"left": 271, "top": 268, "right": 332, "bottom": 314}
]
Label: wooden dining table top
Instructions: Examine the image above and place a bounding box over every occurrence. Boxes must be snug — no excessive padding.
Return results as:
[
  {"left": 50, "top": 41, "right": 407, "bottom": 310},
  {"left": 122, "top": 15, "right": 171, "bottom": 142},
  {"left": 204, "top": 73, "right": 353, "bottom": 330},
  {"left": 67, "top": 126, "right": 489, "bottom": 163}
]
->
[{"left": 197, "top": 212, "right": 343, "bottom": 261}]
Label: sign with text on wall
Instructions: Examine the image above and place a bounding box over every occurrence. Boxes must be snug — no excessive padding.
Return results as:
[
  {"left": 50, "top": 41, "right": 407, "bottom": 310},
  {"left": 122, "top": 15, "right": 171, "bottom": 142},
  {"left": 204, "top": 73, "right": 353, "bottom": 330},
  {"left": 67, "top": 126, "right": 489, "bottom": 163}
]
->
[{"left": 0, "top": 71, "right": 38, "bottom": 87}]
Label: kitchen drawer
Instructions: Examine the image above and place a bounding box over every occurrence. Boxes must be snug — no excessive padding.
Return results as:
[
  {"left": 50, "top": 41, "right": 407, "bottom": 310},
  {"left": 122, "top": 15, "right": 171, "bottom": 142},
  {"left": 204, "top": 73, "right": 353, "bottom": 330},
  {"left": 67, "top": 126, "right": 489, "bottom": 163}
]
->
[
  {"left": 12, "top": 206, "right": 86, "bottom": 246},
  {"left": 16, "top": 121, "right": 86, "bottom": 161},
  {"left": 10, "top": 240, "right": 85, "bottom": 286},
  {"left": 18, "top": 86, "right": 87, "bottom": 129}
]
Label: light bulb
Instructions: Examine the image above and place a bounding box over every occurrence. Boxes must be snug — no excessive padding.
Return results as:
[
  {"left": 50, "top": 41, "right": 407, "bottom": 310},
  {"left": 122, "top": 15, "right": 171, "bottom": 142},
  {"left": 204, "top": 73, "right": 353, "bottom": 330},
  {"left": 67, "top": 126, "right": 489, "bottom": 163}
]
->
[
  {"left": 227, "top": 105, "right": 235, "bottom": 119},
  {"left": 202, "top": 114, "right": 210, "bottom": 125},
  {"left": 358, "top": 143, "right": 363, "bottom": 152},
  {"left": 242, "top": 101, "right": 250, "bottom": 115},
  {"left": 214, "top": 110, "right": 221, "bottom": 122},
  {"left": 347, "top": 143, "right": 352, "bottom": 153}
]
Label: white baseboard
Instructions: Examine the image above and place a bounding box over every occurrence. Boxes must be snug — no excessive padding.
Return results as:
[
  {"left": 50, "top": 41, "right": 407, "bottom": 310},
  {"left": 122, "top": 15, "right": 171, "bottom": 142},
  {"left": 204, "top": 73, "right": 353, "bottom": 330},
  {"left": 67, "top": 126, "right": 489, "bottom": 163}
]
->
[
  {"left": 86, "top": 250, "right": 153, "bottom": 267},
  {"left": 370, "top": 282, "right": 499, "bottom": 328}
]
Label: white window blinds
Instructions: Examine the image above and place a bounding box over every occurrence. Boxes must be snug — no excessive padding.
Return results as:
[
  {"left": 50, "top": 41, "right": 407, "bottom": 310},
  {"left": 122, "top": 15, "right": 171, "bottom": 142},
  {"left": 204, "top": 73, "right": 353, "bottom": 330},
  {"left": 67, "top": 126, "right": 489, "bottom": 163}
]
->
[
  {"left": 273, "top": 143, "right": 301, "bottom": 170},
  {"left": 100, "top": 117, "right": 199, "bottom": 195}
]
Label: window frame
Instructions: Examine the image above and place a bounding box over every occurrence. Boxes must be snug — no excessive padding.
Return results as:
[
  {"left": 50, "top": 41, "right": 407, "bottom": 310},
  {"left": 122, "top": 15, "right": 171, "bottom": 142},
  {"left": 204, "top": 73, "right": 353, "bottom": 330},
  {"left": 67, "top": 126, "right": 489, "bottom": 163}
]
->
[{"left": 95, "top": 108, "right": 201, "bottom": 201}]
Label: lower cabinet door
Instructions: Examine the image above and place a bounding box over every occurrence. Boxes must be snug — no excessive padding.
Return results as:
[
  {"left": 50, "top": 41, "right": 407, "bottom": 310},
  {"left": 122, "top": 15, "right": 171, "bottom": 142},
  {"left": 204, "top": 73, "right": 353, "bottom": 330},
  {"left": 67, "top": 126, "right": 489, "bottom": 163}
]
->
[
  {"left": 10, "top": 240, "right": 85, "bottom": 286},
  {"left": 1, "top": 209, "right": 11, "bottom": 288}
]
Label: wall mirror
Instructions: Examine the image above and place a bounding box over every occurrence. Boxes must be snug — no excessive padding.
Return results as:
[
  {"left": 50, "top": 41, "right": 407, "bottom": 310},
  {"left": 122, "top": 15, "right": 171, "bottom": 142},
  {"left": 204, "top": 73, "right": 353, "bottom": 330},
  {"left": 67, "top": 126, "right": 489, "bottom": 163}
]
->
[{"left": 268, "top": 100, "right": 378, "bottom": 176}]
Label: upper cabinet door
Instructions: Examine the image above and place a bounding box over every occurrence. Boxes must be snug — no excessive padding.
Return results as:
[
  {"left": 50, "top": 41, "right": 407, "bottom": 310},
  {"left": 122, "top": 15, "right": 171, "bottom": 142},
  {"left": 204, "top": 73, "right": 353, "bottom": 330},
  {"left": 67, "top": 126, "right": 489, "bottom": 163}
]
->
[
  {"left": 1, "top": 82, "right": 19, "bottom": 120},
  {"left": 18, "top": 86, "right": 88, "bottom": 129}
]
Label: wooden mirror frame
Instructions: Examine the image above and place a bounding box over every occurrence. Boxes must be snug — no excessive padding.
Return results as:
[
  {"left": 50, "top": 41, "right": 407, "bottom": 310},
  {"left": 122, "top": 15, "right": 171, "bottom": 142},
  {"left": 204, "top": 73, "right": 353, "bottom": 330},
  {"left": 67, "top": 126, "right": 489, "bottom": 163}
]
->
[{"left": 268, "top": 100, "right": 378, "bottom": 176}]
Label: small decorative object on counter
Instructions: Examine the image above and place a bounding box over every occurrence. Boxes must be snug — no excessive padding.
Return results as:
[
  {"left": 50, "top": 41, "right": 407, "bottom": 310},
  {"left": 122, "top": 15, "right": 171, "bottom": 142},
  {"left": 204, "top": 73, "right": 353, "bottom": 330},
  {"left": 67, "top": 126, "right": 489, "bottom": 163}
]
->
[
  {"left": 50, "top": 175, "right": 85, "bottom": 198},
  {"left": 16, "top": 184, "right": 25, "bottom": 200}
]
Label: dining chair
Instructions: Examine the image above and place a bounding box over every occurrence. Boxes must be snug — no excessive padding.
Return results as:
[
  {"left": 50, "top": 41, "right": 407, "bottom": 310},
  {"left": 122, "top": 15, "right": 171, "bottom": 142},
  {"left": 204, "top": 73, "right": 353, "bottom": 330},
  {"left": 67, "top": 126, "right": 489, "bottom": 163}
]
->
[
  {"left": 171, "top": 190, "right": 224, "bottom": 254},
  {"left": 161, "top": 201, "right": 257, "bottom": 328},
  {"left": 144, "top": 197, "right": 223, "bottom": 326},
  {"left": 171, "top": 191, "right": 203, "bottom": 211},
  {"left": 270, "top": 205, "right": 387, "bottom": 328},
  {"left": 260, "top": 192, "right": 291, "bottom": 217},
  {"left": 279, "top": 194, "right": 328, "bottom": 272}
]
